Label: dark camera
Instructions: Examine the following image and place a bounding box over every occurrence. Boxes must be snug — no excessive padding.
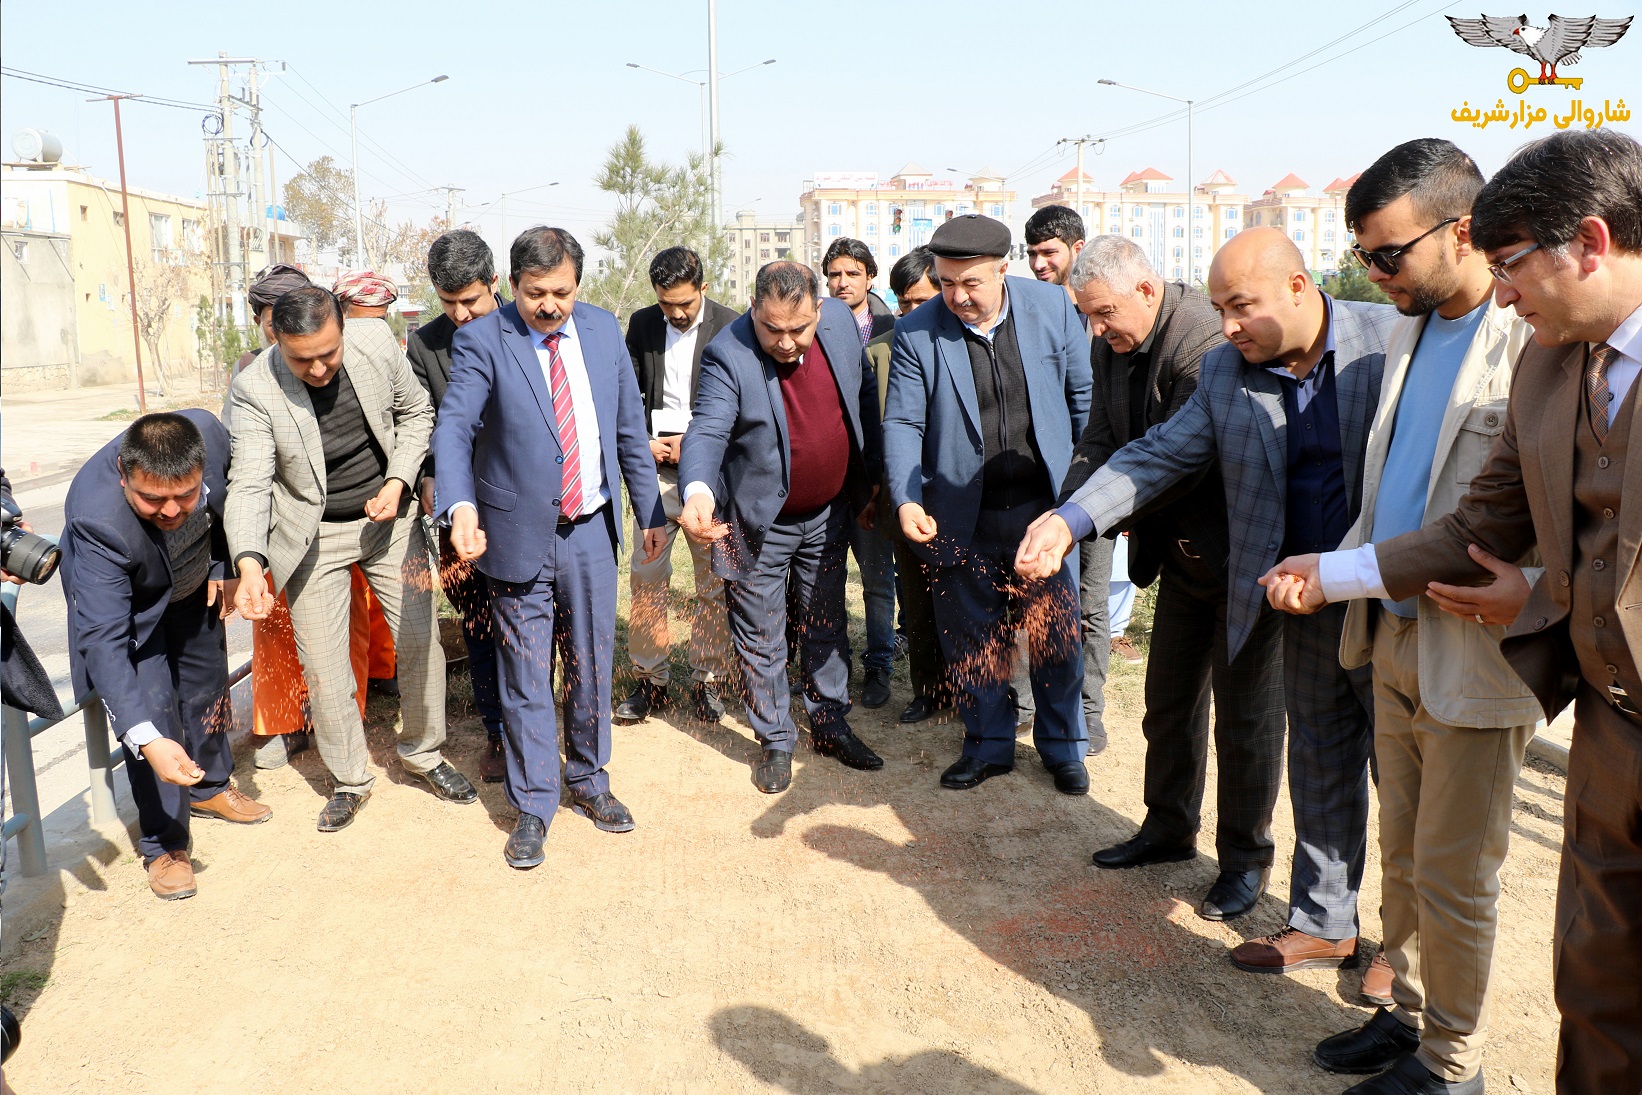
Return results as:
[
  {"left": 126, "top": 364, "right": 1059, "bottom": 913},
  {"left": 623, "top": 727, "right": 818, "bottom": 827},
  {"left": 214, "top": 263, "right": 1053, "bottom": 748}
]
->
[{"left": 1, "top": 513, "right": 60, "bottom": 585}]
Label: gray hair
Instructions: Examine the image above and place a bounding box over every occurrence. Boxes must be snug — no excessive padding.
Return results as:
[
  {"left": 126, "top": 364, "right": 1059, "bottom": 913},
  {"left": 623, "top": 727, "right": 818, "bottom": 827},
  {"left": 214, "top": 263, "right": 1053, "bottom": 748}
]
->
[{"left": 1067, "top": 235, "right": 1156, "bottom": 293}]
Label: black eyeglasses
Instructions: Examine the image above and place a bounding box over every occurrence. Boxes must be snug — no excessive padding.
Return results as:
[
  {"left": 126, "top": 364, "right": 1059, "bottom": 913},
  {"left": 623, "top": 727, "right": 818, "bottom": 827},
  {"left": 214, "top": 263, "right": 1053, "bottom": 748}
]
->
[{"left": 1349, "top": 217, "right": 1460, "bottom": 276}]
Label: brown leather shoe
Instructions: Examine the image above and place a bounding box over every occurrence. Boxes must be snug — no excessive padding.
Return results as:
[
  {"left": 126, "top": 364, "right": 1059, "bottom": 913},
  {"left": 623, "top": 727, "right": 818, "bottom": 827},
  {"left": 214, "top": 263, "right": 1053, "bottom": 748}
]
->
[
  {"left": 146, "top": 850, "right": 197, "bottom": 901},
  {"left": 190, "top": 784, "right": 272, "bottom": 824},
  {"left": 1230, "top": 926, "right": 1358, "bottom": 973},
  {"left": 1359, "top": 948, "right": 1395, "bottom": 1006},
  {"left": 479, "top": 734, "right": 506, "bottom": 783}
]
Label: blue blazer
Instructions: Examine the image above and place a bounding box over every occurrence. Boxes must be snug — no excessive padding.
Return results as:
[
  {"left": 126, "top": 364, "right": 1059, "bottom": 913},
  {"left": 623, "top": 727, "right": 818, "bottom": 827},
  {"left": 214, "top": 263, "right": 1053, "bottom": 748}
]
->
[
  {"left": 431, "top": 300, "right": 664, "bottom": 585},
  {"left": 1063, "top": 294, "right": 1398, "bottom": 658},
  {"left": 58, "top": 408, "right": 231, "bottom": 738},
  {"left": 882, "top": 275, "right": 1091, "bottom": 566},
  {"left": 678, "top": 297, "right": 882, "bottom": 581}
]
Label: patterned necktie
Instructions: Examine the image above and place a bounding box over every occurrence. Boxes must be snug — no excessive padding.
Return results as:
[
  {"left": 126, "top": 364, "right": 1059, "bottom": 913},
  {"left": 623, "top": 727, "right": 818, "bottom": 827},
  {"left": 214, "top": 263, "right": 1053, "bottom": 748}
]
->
[
  {"left": 544, "top": 331, "right": 583, "bottom": 519},
  {"left": 1587, "top": 342, "right": 1617, "bottom": 444}
]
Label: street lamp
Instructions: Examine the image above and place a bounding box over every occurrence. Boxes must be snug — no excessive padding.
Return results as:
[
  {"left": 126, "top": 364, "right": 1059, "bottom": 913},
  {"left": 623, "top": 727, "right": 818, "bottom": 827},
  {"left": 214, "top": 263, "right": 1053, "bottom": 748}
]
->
[
  {"left": 627, "top": 56, "right": 775, "bottom": 229},
  {"left": 1098, "top": 78, "right": 1196, "bottom": 283},
  {"left": 494, "top": 181, "right": 560, "bottom": 242},
  {"left": 350, "top": 74, "right": 449, "bottom": 267}
]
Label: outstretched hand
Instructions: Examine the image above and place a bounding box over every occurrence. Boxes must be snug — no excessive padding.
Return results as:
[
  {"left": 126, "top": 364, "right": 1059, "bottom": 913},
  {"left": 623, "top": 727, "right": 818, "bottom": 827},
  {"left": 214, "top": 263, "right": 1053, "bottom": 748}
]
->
[{"left": 1259, "top": 553, "right": 1326, "bottom": 614}]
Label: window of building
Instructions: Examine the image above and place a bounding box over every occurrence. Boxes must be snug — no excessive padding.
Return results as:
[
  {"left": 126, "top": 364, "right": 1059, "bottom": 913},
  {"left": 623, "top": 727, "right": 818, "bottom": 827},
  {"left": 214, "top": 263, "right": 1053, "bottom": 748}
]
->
[
  {"left": 1131, "top": 225, "right": 1143, "bottom": 237},
  {"left": 776, "top": 232, "right": 789, "bottom": 243},
  {"left": 1194, "top": 246, "right": 1204, "bottom": 258},
  {"left": 829, "top": 225, "right": 841, "bottom": 237},
  {"left": 866, "top": 224, "right": 877, "bottom": 236},
  {"left": 744, "top": 238, "right": 752, "bottom": 249},
  {"left": 828, "top": 203, "right": 841, "bottom": 216},
  {"left": 759, "top": 232, "right": 770, "bottom": 243},
  {"left": 1225, "top": 227, "right": 1236, "bottom": 239},
  {"left": 1294, "top": 229, "right": 1305, "bottom": 242},
  {"left": 989, "top": 204, "right": 1004, "bottom": 217},
  {"left": 1324, "top": 229, "right": 1335, "bottom": 242},
  {"left": 1195, "top": 205, "right": 1206, "bottom": 217},
  {"left": 1225, "top": 207, "right": 1238, "bottom": 219},
  {"left": 889, "top": 245, "right": 900, "bottom": 258},
  {"left": 11, "top": 240, "right": 28, "bottom": 264},
  {"left": 1132, "top": 205, "right": 1144, "bottom": 218},
  {"left": 865, "top": 202, "right": 877, "bottom": 215},
  {"left": 112, "top": 211, "right": 125, "bottom": 227},
  {"left": 1173, "top": 246, "right": 1183, "bottom": 258},
  {"left": 1323, "top": 209, "right": 1336, "bottom": 223},
  {"left": 1173, "top": 226, "right": 1184, "bottom": 238},
  {"left": 1193, "top": 226, "right": 1204, "bottom": 239},
  {"left": 932, "top": 204, "right": 944, "bottom": 217},
  {"left": 1173, "top": 206, "right": 1184, "bottom": 217},
  {"left": 1110, "top": 204, "right": 1122, "bottom": 216},
  {"left": 150, "top": 213, "right": 175, "bottom": 262},
  {"left": 759, "top": 249, "right": 770, "bottom": 259},
  {"left": 1292, "top": 209, "right": 1306, "bottom": 221},
  {"left": 1172, "top": 266, "right": 1182, "bottom": 278},
  {"left": 79, "top": 205, "right": 89, "bottom": 222},
  {"left": 868, "top": 243, "right": 878, "bottom": 255}
]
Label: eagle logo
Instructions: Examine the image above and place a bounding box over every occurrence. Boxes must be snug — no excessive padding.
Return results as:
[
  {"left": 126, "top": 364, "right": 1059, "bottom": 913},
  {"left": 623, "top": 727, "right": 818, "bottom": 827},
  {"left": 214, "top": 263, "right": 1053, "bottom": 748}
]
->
[{"left": 1447, "top": 14, "right": 1633, "bottom": 84}]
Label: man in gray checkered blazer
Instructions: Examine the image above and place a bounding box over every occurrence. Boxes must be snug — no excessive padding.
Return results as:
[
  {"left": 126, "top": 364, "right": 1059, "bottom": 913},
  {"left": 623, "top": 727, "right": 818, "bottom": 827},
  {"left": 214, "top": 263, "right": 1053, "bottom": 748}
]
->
[
  {"left": 227, "top": 286, "right": 477, "bottom": 831},
  {"left": 1018, "top": 227, "right": 1397, "bottom": 985}
]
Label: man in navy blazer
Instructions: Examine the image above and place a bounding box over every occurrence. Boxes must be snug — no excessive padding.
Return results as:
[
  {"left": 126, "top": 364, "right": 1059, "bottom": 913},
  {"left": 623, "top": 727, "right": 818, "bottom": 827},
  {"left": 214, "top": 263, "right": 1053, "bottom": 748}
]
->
[
  {"left": 882, "top": 215, "right": 1093, "bottom": 794},
  {"left": 59, "top": 411, "right": 271, "bottom": 901},
  {"left": 433, "top": 226, "right": 666, "bottom": 869},
  {"left": 678, "top": 261, "right": 886, "bottom": 794}
]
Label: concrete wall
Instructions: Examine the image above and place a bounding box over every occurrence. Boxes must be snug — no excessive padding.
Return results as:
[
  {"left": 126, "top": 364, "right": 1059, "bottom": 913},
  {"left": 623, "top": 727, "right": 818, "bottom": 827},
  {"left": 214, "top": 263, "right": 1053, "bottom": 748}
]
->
[{"left": 1, "top": 230, "right": 78, "bottom": 392}]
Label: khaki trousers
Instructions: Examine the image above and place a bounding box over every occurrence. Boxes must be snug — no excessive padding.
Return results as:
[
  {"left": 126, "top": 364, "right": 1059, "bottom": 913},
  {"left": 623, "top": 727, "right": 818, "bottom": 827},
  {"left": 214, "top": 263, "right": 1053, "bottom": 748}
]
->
[
  {"left": 1371, "top": 609, "right": 1532, "bottom": 1081},
  {"left": 627, "top": 465, "right": 730, "bottom": 685}
]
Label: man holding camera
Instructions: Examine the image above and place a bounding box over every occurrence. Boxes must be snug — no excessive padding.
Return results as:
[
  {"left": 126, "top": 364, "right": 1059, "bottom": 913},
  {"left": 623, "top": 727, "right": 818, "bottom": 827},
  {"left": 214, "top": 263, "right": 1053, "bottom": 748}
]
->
[{"left": 59, "top": 412, "right": 271, "bottom": 901}]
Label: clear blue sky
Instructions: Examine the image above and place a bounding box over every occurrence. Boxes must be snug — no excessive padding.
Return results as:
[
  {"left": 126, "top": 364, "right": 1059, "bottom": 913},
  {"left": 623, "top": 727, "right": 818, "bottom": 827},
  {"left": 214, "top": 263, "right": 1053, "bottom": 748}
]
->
[{"left": 3, "top": 0, "right": 1636, "bottom": 261}]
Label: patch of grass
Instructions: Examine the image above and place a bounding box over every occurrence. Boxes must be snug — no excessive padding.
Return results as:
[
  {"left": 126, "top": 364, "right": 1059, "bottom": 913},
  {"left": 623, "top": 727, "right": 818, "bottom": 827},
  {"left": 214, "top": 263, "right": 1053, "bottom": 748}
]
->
[
  {"left": 97, "top": 408, "right": 137, "bottom": 422},
  {"left": 0, "top": 970, "right": 49, "bottom": 1005}
]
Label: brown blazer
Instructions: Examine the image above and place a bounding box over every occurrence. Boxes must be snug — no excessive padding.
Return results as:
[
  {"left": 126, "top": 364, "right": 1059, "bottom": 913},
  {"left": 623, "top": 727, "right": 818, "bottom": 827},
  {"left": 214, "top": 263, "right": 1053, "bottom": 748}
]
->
[{"left": 1375, "top": 338, "right": 1641, "bottom": 720}]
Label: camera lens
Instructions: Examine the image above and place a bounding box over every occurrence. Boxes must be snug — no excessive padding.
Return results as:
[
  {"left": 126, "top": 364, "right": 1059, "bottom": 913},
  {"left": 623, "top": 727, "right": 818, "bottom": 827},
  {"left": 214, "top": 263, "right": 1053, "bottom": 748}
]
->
[{"left": 1, "top": 525, "right": 61, "bottom": 585}]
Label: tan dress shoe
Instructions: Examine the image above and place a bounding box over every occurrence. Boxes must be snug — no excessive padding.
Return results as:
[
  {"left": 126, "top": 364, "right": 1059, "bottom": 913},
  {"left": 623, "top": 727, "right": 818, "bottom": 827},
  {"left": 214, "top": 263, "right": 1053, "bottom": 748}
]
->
[
  {"left": 190, "top": 784, "right": 272, "bottom": 824},
  {"left": 1359, "top": 948, "right": 1395, "bottom": 1006},
  {"left": 1230, "top": 926, "right": 1358, "bottom": 973},
  {"left": 146, "top": 850, "right": 197, "bottom": 901}
]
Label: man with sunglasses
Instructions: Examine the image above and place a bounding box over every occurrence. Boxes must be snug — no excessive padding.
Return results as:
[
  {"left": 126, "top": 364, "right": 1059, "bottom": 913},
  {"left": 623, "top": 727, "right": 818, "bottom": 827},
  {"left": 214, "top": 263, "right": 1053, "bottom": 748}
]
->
[
  {"left": 1285, "top": 139, "right": 1537, "bottom": 1095},
  {"left": 1262, "top": 129, "right": 1642, "bottom": 1095}
]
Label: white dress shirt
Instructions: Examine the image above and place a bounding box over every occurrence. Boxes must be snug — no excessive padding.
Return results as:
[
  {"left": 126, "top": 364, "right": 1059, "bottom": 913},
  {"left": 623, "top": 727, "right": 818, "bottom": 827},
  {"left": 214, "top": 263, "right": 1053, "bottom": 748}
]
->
[
  {"left": 1317, "top": 302, "right": 1642, "bottom": 604},
  {"left": 654, "top": 309, "right": 704, "bottom": 437}
]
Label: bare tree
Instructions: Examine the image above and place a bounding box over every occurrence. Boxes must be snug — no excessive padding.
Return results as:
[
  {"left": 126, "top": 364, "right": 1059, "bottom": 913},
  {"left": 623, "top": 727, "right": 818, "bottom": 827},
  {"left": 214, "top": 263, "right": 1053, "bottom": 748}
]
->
[{"left": 130, "top": 256, "right": 198, "bottom": 397}]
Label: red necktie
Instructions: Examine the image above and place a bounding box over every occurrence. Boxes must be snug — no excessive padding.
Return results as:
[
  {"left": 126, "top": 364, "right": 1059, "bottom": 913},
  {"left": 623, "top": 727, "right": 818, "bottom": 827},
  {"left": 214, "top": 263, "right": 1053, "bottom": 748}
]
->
[{"left": 544, "top": 332, "right": 583, "bottom": 519}]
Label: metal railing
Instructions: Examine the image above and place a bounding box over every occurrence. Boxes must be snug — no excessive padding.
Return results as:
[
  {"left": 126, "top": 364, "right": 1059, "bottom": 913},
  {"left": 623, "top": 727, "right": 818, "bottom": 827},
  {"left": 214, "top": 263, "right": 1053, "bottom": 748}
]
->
[{"left": 1, "top": 579, "right": 250, "bottom": 878}]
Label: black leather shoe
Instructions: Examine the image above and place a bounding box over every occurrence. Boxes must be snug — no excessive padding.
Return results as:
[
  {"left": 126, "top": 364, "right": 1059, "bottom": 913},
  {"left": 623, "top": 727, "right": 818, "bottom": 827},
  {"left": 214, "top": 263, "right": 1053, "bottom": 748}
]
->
[
  {"left": 754, "top": 749, "right": 793, "bottom": 793},
  {"left": 416, "top": 761, "right": 478, "bottom": 804},
  {"left": 899, "top": 695, "right": 937, "bottom": 723},
  {"left": 940, "top": 755, "right": 1013, "bottom": 790},
  {"left": 861, "top": 667, "right": 892, "bottom": 709},
  {"left": 1086, "top": 726, "right": 1109, "bottom": 756},
  {"left": 812, "top": 729, "right": 884, "bottom": 770},
  {"left": 614, "top": 681, "right": 670, "bottom": 721},
  {"left": 567, "top": 788, "right": 635, "bottom": 833},
  {"left": 692, "top": 681, "right": 725, "bottom": 723},
  {"left": 1091, "top": 833, "right": 1197, "bottom": 869},
  {"left": 1046, "top": 760, "right": 1090, "bottom": 795},
  {"left": 1198, "top": 867, "right": 1270, "bottom": 921},
  {"left": 1342, "top": 1053, "right": 1482, "bottom": 1094},
  {"left": 1315, "top": 1009, "right": 1422, "bottom": 1074},
  {"left": 317, "top": 790, "right": 369, "bottom": 832},
  {"left": 368, "top": 675, "right": 400, "bottom": 697},
  {"left": 505, "top": 813, "right": 547, "bottom": 869}
]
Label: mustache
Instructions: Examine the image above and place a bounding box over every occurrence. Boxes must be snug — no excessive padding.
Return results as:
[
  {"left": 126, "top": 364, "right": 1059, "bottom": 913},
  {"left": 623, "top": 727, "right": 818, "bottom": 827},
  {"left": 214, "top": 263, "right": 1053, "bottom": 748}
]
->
[{"left": 533, "top": 308, "right": 565, "bottom": 323}]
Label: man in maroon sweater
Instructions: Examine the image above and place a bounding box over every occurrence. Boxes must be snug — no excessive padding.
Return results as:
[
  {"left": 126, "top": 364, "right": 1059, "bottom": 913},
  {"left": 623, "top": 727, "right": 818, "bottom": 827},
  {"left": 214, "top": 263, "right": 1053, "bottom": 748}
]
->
[{"left": 680, "top": 262, "right": 885, "bottom": 793}]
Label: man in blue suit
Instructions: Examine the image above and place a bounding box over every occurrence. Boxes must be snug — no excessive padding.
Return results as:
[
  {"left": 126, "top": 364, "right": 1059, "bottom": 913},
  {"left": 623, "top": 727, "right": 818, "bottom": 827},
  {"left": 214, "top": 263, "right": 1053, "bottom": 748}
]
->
[
  {"left": 678, "top": 261, "right": 886, "bottom": 794},
  {"left": 433, "top": 226, "right": 666, "bottom": 869},
  {"left": 59, "top": 411, "right": 271, "bottom": 901},
  {"left": 1018, "top": 226, "right": 1397, "bottom": 981},
  {"left": 882, "top": 214, "right": 1093, "bottom": 794}
]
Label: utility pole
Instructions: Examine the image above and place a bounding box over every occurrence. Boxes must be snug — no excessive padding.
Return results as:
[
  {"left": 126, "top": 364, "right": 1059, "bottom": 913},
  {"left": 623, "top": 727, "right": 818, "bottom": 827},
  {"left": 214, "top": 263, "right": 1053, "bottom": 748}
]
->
[
  {"left": 88, "top": 94, "right": 148, "bottom": 412},
  {"left": 707, "top": 0, "right": 721, "bottom": 229},
  {"left": 1057, "top": 136, "right": 1100, "bottom": 228},
  {"left": 188, "top": 54, "right": 258, "bottom": 331},
  {"left": 436, "top": 185, "right": 465, "bottom": 226}
]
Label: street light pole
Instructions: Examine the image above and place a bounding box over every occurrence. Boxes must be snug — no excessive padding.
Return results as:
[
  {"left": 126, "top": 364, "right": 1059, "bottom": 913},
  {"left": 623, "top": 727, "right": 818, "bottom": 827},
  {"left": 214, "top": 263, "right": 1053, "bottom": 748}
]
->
[
  {"left": 1098, "top": 78, "right": 1196, "bottom": 282},
  {"left": 707, "top": 0, "right": 721, "bottom": 229},
  {"left": 349, "top": 75, "right": 449, "bottom": 268}
]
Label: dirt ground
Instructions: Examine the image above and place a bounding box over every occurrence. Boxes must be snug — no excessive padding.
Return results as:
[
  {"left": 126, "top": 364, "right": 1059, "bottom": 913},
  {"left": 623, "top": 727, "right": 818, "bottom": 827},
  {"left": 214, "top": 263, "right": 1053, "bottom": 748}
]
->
[{"left": 2, "top": 566, "right": 1565, "bottom": 1094}]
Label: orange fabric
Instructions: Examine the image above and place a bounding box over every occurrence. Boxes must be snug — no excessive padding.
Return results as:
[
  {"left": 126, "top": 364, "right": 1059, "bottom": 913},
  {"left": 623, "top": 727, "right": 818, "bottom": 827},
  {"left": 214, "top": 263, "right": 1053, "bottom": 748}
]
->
[{"left": 248, "top": 568, "right": 393, "bottom": 736}]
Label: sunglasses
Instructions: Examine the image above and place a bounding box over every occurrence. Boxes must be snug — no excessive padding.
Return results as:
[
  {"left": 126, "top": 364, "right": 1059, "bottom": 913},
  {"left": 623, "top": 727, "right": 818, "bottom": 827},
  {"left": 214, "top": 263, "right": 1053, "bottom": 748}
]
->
[
  {"left": 1349, "top": 217, "right": 1460, "bottom": 276},
  {"left": 1486, "top": 242, "right": 1541, "bottom": 285}
]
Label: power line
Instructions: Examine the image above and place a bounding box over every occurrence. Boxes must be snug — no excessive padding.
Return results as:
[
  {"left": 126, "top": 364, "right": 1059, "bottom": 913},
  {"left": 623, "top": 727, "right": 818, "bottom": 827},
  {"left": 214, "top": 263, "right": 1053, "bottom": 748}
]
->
[
  {"left": 282, "top": 65, "right": 441, "bottom": 195},
  {"left": 1, "top": 66, "right": 215, "bottom": 112}
]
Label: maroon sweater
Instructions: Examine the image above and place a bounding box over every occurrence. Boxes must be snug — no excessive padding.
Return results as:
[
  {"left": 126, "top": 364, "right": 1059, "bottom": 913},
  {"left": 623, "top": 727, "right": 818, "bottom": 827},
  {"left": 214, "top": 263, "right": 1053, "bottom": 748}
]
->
[{"left": 776, "top": 337, "right": 850, "bottom": 516}]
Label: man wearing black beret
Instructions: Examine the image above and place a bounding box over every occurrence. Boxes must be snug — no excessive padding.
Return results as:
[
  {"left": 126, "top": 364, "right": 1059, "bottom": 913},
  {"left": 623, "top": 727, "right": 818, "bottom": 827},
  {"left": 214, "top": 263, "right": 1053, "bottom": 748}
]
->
[{"left": 882, "top": 215, "right": 1094, "bottom": 792}]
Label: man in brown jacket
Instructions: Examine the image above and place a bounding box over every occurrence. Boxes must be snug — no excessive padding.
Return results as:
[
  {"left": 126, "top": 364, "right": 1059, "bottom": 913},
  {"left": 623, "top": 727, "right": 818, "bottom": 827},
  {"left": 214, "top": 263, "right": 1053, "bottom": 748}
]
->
[{"left": 1263, "top": 129, "right": 1642, "bottom": 1095}]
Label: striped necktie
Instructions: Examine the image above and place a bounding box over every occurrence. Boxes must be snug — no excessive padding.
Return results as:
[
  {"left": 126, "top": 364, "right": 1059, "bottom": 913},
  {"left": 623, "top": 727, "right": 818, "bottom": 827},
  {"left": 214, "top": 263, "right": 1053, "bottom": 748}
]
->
[
  {"left": 544, "top": 331, "right": 583, "bottom": 519},
  {"left": 1587, "top": 342, "right": 1618, "bottom": 444}
]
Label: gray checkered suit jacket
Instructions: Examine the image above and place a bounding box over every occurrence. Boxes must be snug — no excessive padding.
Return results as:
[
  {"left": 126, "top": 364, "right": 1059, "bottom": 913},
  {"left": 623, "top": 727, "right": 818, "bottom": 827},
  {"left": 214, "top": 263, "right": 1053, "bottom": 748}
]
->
[
  {"left": 224, "top": 317, "right": 434, "bottom": 591},
  {"left": 1062, "top": 293, "right": 1397, "bottom": 658}
]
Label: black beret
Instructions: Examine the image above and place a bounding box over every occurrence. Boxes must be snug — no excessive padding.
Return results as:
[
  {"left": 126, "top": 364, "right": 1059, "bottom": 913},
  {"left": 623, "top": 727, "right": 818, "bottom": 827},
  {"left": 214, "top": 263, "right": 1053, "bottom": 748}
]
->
[{"left": 927, "top": 214, "right": 1011, "bottom": 259}]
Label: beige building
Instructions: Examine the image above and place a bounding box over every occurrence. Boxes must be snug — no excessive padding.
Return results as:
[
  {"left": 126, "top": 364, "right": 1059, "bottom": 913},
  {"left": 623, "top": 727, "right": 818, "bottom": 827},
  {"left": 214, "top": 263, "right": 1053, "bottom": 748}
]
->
[
  {"left": 1030, "top": 166, "right": 1355, "bottom": 284},
  {"left": 721, "top": 210, "right": 808, "bottom": 308},
  {"left": 798, "top": 166, "right": 1018, "bottom": 296},
  {"left": 2, "top": 161, "right": 301, "bottom": 392}
]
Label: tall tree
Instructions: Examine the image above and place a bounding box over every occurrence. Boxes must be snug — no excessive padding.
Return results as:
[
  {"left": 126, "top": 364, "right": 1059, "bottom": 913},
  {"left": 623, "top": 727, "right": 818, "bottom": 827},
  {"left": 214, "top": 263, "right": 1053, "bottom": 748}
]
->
[
  {"left": 1320, "top": 261, "right": 1391, "bottom": 305},
  {"left": 282, "top": 156, "right": 356, "bottom": 253},
  {"left": 581, "top": 126, "right": 731, "bottom": 321},
  {"left": 130, "top": 257, "right": 199, "bottom": 396}
]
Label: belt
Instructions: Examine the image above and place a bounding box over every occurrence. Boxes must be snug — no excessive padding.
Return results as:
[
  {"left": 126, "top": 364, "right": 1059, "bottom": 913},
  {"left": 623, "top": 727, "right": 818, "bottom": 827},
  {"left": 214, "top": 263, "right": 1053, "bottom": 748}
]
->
[{"left": 1606, "top": 682, "right": 1642, "bottom": 717}]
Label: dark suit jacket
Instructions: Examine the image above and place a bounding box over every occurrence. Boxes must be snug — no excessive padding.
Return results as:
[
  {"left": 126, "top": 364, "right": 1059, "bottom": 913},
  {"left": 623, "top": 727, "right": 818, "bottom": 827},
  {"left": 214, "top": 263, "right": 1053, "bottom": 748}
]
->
[
  {"left": 431, "top": 301, "right": 664, "bottom": 585},
  {"left": 1375, "top": 337, "right": 1639, "bottom": 721},
  {"left": 406, "top": 299, "right": 505, "bottom": 477},
  {"left": 625, "top": 298, "right": 739, "bottom": 430},
  {"left": 1060, "top": 282, "right": 1229, "bottom": 588},
  {"left": 678, "top": 297, "right": 882, "bottom": 581},
  {"left": 58, "top": 409, "right": 231, "bottom": 737}
]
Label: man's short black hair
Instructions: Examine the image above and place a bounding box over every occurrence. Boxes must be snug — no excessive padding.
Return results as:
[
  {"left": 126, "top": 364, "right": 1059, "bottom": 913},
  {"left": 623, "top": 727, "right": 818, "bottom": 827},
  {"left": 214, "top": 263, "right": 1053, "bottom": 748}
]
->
[
  {"left": 822, "top": 237, "right": 878, "bottom": 279},
  {"left": 270, "top": 285, "right": 344, "bottom": 337},
  {"left": 889, "top": 247, "right": 938, "bottom": 299},
  {"left": 1024, "top": 204, "right": 1086, "bottom": 250},
  {"left": 1470, "top": 129, "right": 1642, "bottom": 254},
  {"left": 427, "top": 229, "right": 495, "bottom": 293},
  {"left": 753, "top": 261, "right": 819, "bottom": 307},
  {"left": 1345, "top": 138, "right": 1485, "bottom": 235},
  {"left": 511, "top": 225, "right": 585, "bottom": 284},
  {"left": 118, "top": 413, "right": 206, "bottom": 482},
  {"left": 650, "top": 246, "right": 705, "bottom": 290}
]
